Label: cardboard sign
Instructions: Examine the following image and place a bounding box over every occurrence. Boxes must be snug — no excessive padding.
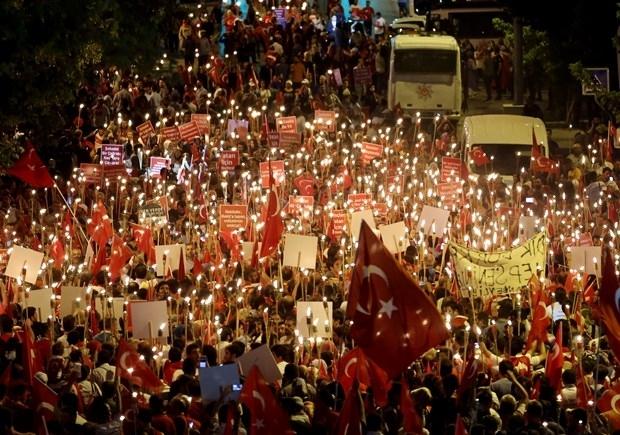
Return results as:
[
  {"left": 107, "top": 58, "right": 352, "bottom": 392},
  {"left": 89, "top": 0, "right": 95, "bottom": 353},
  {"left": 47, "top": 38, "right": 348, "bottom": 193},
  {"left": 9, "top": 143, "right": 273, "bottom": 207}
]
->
[
  {"left": 149, "top": 156, "right": 170, "bottom": 178},
  {"left": 569, "top": 246, "right": 602, "bottom": 276},
  {"left": 162, "top": 126, "right": 180, "bottom": 141},
  {"left": 227, "top": 119, "right": 249, "bottom": 138},
  {"left": 279, "top": 132, "right": 302, "bottom": 148},
  {"left": 283, "top": 234, "right": 318, "bottom": 269},
  {"left": 241, "top": 241, "right": 255, "bottom": 261},
  {"left": 437, "top": 182, "right": 461, "bottom": 208},
  {"left": 276, "top": 116, "right": 297, "bottom": 133},
  {"left": 5, "top": 245, "right": 44, "bottom": 284},
  {"left": 267, "top": 132, "right": 280, "bottom": 147},
  {"left": 191, "top": 114, "right": 210, "bottom": 135},
  {"left": 199, "top": 364, "right": 241, "bottom": 403},
  {"left": 259, "top": 160, "right": 285, "bottom": 188},
  {"left": 139, "top": 202, "right": 166, "bottom": 224},
  {"left": 129, "top": 300, "right": 169, "bottom": 340},
  {"left": 379, "top": 221, "right": 409, "bottom": 254},
  {"left": 101, "top": 144, "right": 123, "bottom": 166},
  {"left": 219, "top": 205, "right": 248, "bottom": 233},
  {"left": 60, "top": 286, "right": 86, "bottom": 317},
  {"left": 330, "top": 210, "right": 347, "bottom": 239},
  {"left": 155, "top": 244, "right": 187, "bottom": 277},
  {"left": 332, "top": 68, "right": 343, "bottom": 86},
  {"left": 315, "top": 110, "right": 337, "bottom": 132},
  {"left": 136, "top": 121, "right": 155, "bottom": 143},
  {"left": 237, "top": 344, "right": 282, "bottom": 384},
  {"left": 441, "top": 157, "right": 463, "bottom": 182},
  {"left": 350, "top": 209, "right": 376, "bottom": 241},
  {"left": 348, "top": 193, "right": 372, "bottom": 211},
  {"left": 417, "top": 205, "right": 451, "bottom": 236},
  {"left": 28, "top": 288, "right": 54, "bottom": 321},
  {"left": 288, "top": 196, "right": 314, "bottom": 219},
  {"left": 178, "top": 121, "right": 201, "bottom": 141},
  {"left": 361, "top": 142, "right": 384, "bottom": 165},
  {"left": 80, "top": 163, "right": 103, "bottom": 185},
  {"left": 95, "top": 296, "right": 125, "bottom": 330},
  {"left": 296, "top": 301, "right": 333, "bottom": 338},
  {"left": 219, "top": 150, "right": 240, "bottom": 172},
  {"left": 353, "top": 66, "right": 372, "bottom": 85},
  {"left": 102, "top": 164, "right": 127, "bottom": 179}
]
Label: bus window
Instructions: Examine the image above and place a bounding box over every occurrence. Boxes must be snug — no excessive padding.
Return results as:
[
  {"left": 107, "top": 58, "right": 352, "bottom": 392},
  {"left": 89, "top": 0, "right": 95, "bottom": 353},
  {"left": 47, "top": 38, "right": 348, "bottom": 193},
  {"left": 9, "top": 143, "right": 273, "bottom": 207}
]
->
[{"left": 393, "top": 49, "right": 456, "bottom": 84}]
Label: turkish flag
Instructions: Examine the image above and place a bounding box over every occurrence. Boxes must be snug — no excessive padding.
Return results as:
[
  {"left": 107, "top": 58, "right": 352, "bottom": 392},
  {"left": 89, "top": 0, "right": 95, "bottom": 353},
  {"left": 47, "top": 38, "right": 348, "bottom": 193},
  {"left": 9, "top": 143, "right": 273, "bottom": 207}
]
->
[
  {"left": 347, "top": 221, "right": 449, "bottom": 378},
  {"left": 116, "top": 340, "right": 163, "bottom": 390},
  {"left": 108, "top": 235, "right": 132, "bottom": 281},
  {"left": 49, "top": 237, "right": 65, "bottom": 269},
  {"left": 532, "top": 156, "right": 560, "bottom": 174},
  {"left": 457, "top": 351, "right": 481, "bottom": 402},
  {"left": 336, "top": 380, "right": 365, "bottom": 435},
  {"left": 88, "top": 210, "right": 113, "bottom": 246},
  {"left": 131, "top": 223, "right": 156, "bottom": 265},
  {"left": 239, "top": 366, "right": 291, "bottom": 435},
  {"left": 526, "top": 280, "right": 550, "bottom": 348},
  {"left": 337, "top": 347, "right": 390, "bottom": 406},
  {"left": 19, "top": 328, "right": 43, "bottom": 383},
  {"left": 7, "top": 145, "right": 54, "bottom": 188},
  {"left": 294, "top": 174, "right": 316, "bottom": 196},
  {"left": 32, "top": 376, "right": 58, "bottom": 433},
  {"left": 258, "top": 189, "right": 283, "bottom": 260},
  {"left": 400, "top": 376, "right": 424, "bottom": 434},
  {"left": 469, "top": 146, "right": 490, "bottom": 167},
  {"left": 545, "top": 324, "right": 563, "bottom": 393},
  {"left": 597, "top": 249, "right": 620, "bottom": 362},
  {"left": 220, "top": 231, "right": 241, "bottom": 262}
]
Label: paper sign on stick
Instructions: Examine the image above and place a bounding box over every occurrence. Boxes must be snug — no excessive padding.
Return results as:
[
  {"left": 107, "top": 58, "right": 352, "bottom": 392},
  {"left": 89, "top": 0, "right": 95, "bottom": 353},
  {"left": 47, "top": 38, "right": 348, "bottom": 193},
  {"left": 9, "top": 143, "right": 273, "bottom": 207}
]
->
[
  {"left": 379, "top": 221, "right": 409, "bottom": 254},
  {"left": 440, "top": 157, "right": 463, "bottom": 182},
  {"left": 95, "top": 296, "right": 125, "bottom": 330},
  {"left": 259, "top": 161, "right": 285, "bottom": 188},
  {"left": 191, "top": 114, "right": 210, "bottom": 136},
  {"left": 101, "top": 144, "right": 123, "bottom": 166},
  {"left": 149, "top": 157, "right": 170, "bottom": 178},
  {"left": 350, "top": 210, "right": 376, "bottom": 241},
  {"left": 275, "top": 116, "right": 297, "bottom": 133},
  {"left": 5, "top": 245, "right": 44, "bottom": 284},
  {"left": 296, "top": 301, "right": 333, "bottom": 338},
  {"left": 129, "top": 300, "right": 169, "bottom": 340},
  {"left": 28, "top": 288, "right": 54, "bottom": 321},
  {"left": 80, "top": 164, "right": 103, "bottom": 185},
  {"left": 283, "top": 234, "right": 318, "bottom": 270},
  {"left": 361, "top": 142, "right": 384, "bottom": 165},
  {"left": 347, "top": 193, "right": 372, "bottom": 211},
  {"left": 155, "top": 244, "right": 187, "bottom": 277},
  {"left": 417, "top": 205, "right": 450, "bottom": 236},
  {"left": 569, "top": 246, "right": 602, "bottom": 276},
  {"left": 219, "top": 150, "right": 240, "bottom": 172},
  {"left": 237, "top": 344, "right": 282, "bottom": 383},
  {"left": 219, "top": 205, "right": 248, "bottom": 233},
  {"left": 330, "top": 210, "right": 347, "bottom": 239},
  {"left": 314, "top": 110, "right": 336, "bottom": 132},
  {"left": 60, "top": 286, "right": 86, "bottom": 317},
  {"left": 199, "top": 364, "right": 241, "bottom": 402}
]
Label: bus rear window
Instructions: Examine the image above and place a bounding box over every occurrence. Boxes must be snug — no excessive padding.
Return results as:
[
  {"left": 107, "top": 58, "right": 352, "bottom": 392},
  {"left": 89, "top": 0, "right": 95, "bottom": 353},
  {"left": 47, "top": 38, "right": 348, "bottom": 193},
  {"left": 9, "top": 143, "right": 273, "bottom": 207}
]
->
[{"left": 394, "top": 49, "right": 457, "bottom": 75}]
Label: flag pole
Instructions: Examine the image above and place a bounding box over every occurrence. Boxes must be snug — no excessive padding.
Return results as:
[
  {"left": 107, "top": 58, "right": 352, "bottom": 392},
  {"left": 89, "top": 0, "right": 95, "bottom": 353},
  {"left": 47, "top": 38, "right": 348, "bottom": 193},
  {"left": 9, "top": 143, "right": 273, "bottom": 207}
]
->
[{"left": 53, "top": 184, "right": 88, "bottom": 246}]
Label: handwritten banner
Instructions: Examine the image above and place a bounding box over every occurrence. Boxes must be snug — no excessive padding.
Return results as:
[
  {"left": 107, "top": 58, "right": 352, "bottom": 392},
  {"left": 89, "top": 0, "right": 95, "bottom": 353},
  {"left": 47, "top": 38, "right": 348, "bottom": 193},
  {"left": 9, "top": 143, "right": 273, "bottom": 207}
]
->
[{"left": 449, "top": 232, "right": 547, "bottom": 298}]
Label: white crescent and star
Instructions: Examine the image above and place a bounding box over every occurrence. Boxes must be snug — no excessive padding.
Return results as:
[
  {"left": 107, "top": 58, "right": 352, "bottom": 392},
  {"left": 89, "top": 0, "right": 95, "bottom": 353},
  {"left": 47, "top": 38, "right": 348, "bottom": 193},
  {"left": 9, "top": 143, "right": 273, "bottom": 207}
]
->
[
  {"left": 252, "top": 391, "right": 266, "bottom": 411},
  {"left": 611, "top": 394, "right": 620, "bottom": 414},
  {"left": 356, "top": 265, "right": 397, "bottom": 318},
  {"left": 343, "top": 357, "right": 358, "bottom": 378}
]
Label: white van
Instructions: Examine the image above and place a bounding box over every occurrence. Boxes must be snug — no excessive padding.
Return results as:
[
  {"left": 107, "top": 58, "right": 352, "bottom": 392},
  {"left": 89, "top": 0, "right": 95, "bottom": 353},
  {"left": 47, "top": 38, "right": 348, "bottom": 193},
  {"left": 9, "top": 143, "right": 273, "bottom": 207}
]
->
[{"left": 461, "top": 115, "right": 548, "bottom": 183}]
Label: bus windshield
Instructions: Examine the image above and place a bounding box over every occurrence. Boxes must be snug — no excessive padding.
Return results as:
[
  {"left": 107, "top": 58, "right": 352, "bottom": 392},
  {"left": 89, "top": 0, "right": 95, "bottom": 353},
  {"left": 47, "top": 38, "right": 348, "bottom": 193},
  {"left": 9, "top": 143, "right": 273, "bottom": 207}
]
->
[
  {"left": 393, "top": 49, "right": 456, "bottom": 84},
  {"left": 470, "top": 144, "right": 533, "bottom": 175}
]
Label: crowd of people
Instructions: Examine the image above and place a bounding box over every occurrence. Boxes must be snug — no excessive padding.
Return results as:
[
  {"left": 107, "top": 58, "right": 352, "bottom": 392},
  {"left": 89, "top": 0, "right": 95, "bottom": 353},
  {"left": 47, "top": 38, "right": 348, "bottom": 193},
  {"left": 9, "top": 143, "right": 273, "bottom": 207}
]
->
[{"left": 1, "top": 1, "right": 620, "bottom": 435}]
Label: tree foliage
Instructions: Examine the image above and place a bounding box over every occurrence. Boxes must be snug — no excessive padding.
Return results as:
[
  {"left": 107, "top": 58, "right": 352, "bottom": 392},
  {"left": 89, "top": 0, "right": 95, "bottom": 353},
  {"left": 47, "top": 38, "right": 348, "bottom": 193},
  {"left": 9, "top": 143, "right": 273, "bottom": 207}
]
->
[
  {"left": 492, "top": 18, "right": 553, "bottom": 76},
  {"left": 0, "top": 0, "right": 167, "bottom": 140}
]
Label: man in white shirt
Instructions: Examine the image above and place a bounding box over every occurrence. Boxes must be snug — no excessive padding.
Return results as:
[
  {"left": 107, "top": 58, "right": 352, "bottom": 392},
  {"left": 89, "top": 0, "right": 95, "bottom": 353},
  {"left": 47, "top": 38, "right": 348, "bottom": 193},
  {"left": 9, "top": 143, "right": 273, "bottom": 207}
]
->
[{"left": 373, "top": 12, "right": 386, "bottom": 41}]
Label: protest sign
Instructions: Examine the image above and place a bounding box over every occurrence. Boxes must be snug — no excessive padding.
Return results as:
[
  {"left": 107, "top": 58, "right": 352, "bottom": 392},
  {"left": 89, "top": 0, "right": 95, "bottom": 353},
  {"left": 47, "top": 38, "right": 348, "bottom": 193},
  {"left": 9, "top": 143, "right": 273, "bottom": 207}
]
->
[
  {"left": 219, "top": 150, "right": 239, "bottom": 172},
  {"left": 440, "top": 157, "right": 463, "bottom": 182},
  {"left": 330, "top": 210, "right": 347, "bottom": 239},
  {"left": 259, "top": 160, "right": 285, "bottom": 188},
  {"left": 219, "top": 205, "right": 248, "bottom": 233},
  {"left": 28, "top": 288, "right": 54, "bottom": 321},
  {"left": 379, "top": 221, "right": 409, "bottom": 254},
  {"left": 347, "top": 193, "right": 372, "bottom": 211},
  {"left": 199, "top": 364, "right": 241, "bottom": 402},
  {"left": 437, "top": 182, "right": 461, "bottom": 208},
  {"left": 149, "top": 156, "right": 170, "bottom": 178},
  {"left": 267, "top": 132, "right": 280, "bottom": 147},
  {"left": 296, "top": 301, "right": 333, "bottom": 338},
  {"left": 178, "top": 121, "right": 201, "bottom": 141},
  {"left": 449, "top": 232, "right": 547, "bottom": 298},
  {"left": 283, "top": 234, "right": 318, "bottom": 270},
  {"left": 353, "top": 65, "right": 372, "bottom": 85},
  {"left": 60, "top": 286, "right": 85, "bottom": 317},
  {"left": 162, "top": 126, "right": 181, "bottom": 141},
  {"left": 129, "top": 300, "right": 169, "bottom": 340},
  {"left": 101, "top": 144, "right": 123, "bottom": 166},
  {"left": 191, "top": 114, "right": 210, "bottom": 135},
  {"left": 278, "top": 132, "right": 302, "bottom": 149},
  {"left": 417, "top": 205, "right": 451, "bottom": 236},
  {"left": 288, "top": 195, "right": 314, "bottom": 219},
  {"left": 237, "top": 344, "right": 282, "bottom": 384},
  {"left": 136, "top": 121, "right": 155, "bottom": 143},
  {"left": 155, "top": 244, "right": 187, "bottom": 277},
  {"left": 139, "top": 202, "right": 166, "bottom": 224},
  {"left": 569, "top": 246, "right": 602, "bottom": 276},
  {"left": 5, "top": 245, "right": 44, "bottom": 284},
  {"left": 80, "top": 163, "right": 103, "bottom": 185},
  {"left": 350, "top": 209, "right": 376, "bottom": 241},
  {"left": 95, "top": 296, "right": 125, "bottom": 330},
  {"left": 315, "top": 110, "right": 336, "bottom": 132},
  {"left": 361, "top": 142, "right": 384, "bottom": 165},
  {"left": 276, "top": 116, "right": 297, "bottom": 133}
]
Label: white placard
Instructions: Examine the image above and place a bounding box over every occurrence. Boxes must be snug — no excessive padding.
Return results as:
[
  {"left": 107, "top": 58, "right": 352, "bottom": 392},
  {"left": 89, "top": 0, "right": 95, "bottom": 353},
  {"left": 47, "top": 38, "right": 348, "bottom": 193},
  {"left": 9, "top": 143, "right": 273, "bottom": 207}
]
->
[
  {"left": 237, "top": 344, "right": 282, "bottom": 384},
  {"left": 5, "top": 245, "right": 44, "bottom": 284},
  {"left": 417, "top": 205, "right": 450, "bottom": 236},
  {"left": 241, "top": 241, "right": 255, "bottom": 261},
  {"left": 155, "top": 244, "right": 187, "bottom": 277},
  {"left": 569, "top": 246, "right": 602, "bottom": 276},
  {"left": 296, "top": 301, "right": 333, "bottom": 338},
  {"left": 350, "top": 210, "right": 376, "bottom": 241},
  {"left": 60, "top": 286, "right": 86, "bottom": 317},
  {"left": 282, "top": 234, "right": 318, "bottom": 270},
  {"left": 379, "top": 221, "right": 409, "bottom": 254},
  {"left": 518, "top": 215, "right": 538, "bottom": 241},
  {"left": 129, "top": 300, "right": 169, "bottom": 340},
  {"left": 28, "top": 287, "right": 54, "bottom": 320},
  {"left": 95, "top": 296, "right": 125, "bottom": 330}
]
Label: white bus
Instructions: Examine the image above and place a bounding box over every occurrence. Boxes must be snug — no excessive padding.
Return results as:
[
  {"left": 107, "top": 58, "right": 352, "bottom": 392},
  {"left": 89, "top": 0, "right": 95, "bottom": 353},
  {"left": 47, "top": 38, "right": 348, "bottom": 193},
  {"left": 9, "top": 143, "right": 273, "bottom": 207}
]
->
[{"left": 388, "top": 34, "right": 462, "bottom": 118}]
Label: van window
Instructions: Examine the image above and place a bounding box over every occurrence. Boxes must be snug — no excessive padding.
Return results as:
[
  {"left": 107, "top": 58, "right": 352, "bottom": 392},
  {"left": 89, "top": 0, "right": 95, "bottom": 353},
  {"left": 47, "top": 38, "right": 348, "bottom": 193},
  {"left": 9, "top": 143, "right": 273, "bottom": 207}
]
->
[
  {"left": 469, "top": 144, "right": 533, "bottom": 175},
  {"left": 393, "top": 49, "right": 456, "bottom": 84}
]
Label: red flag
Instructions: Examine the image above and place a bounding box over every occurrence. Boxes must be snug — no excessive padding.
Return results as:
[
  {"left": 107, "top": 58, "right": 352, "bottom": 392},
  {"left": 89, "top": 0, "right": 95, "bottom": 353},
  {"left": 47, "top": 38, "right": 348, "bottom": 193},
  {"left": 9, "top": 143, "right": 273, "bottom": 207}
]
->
[
  {"left": 222, "top": 403, "right": 237, "bottom": 435},
  {"left": 457, "top": 352, "right": 481, "bottom": 402},
  {"left": 239, "top": 366, "right": 291, "bottom": 435},
  {"left": 400, "top": 376, "right": 424, "bottom": 434},
  {"left": 526, "top": 280, "right": 551, "bottom": 349},
  {"left": 258, "top": 189, "right": 283, "bottom": 260},
  {"left": 575, "top": 360, "right": 592, "bottom": 408},
  {"left": 32, "top": 376, "right": 58, "bottom": 434},
  {"left": 532, "top": 156, "right": 560, "bottom": 174},
  {"left": 131, "top": 224, "right": 156, "bottom": 265},
  {"left": 597, "top": 249, "right": 620, "bottom": 362},
  {"left": 294, "top": 174, "right": 316, "bottom": 196},
  {"left": 7, "top": 145, "right": 54, "bottom": 188},
  {"left": 336, "top": 380, "right": 365, "bottom": 435},
  {"left": 455, "top": 414, "right": 468, "bottom": 435},
  {"left": 49, "top": 237, "right": 65, "bottom": 269},
  {"left": 469, "top": 146, "right": 490, "bottom": 167},
  {"left": 108, "top": 234, "right": 132, "bottom": 281},
  {"left": 545, "top": 324, "right": 563, "bottom": 393},
  {"left": 347, "top": 221, "right": 450, "bottom": 378},
  {"left": 91, "top": 242, "right": 107, "bottom": 276},
  {"left": 19, "top": 328, "right": 43, "bottom": 383},
  {"left": 89, "top": 213, "right": 113, "bottom": 246},
  {"left": 116, "top": 340, "right": 163, "bottom": 390},
  {"left": 337, "top": 347, "right": 390, "bottom": 406},
  {"left": 532, "top": 128, "right": 542, "bottom": 159}
]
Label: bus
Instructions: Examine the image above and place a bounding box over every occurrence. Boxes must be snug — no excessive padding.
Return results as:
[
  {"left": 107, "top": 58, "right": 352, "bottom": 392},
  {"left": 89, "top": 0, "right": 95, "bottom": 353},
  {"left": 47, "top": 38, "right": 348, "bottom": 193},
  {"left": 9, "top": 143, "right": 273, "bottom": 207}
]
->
[{"left": 388, "top": 33, "right": 462, "bottom": 118}]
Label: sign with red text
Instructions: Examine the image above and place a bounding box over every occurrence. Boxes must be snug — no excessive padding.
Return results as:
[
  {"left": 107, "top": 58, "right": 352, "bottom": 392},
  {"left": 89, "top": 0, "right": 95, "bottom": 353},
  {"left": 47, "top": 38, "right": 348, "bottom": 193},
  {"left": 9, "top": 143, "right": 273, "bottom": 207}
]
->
[
  {"left": 361, "top": 142, "right": 384, "bottom": 165},
  {"left": 353, "top": 66, "right": 372, "bottom": 85},
  {"left": 315, "top": 110, "right": 336, "bottom": 132},
  {"left": 279, "top": 132, "right": 302, "bottom": 149},
  {"left": 276, "top": 116, "right": 297, "bottom": 133},
  {"left": 219, "top": 150, "right": 240, "bottom": 172},
  {"left": 288, "top": 196, "right": 314, "bottom": 219},
  {"left": 259, "top": 160, "right": 285, "bottom": 188},
  {"left": 149, "top": 157, "right": 171, "bottom": 178},
  {"left": 219, "top": 205, "right": 248, "bottom": 233},
  {"left": 191, "top": 114, "right": 210, "bottom": 135},
  {"left": 441, "top": 157, "right": 463, "bottom": 182},
  {"left": 347, "top": 193, "right": 372, "bottom": 211},
  {"left": 80, "top": 164, "right": 103, "bottom": 185},
  {"left": 101, "top": 144, "right": 123, "bottom": 166}
]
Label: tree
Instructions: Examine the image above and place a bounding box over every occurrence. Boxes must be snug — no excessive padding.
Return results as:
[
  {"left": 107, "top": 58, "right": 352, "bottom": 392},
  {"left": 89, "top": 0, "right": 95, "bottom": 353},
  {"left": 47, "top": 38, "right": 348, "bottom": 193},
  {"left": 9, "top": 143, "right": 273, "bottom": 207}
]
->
[{"left": 0, "top": 0, "right": 167, "bottom": 154}]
